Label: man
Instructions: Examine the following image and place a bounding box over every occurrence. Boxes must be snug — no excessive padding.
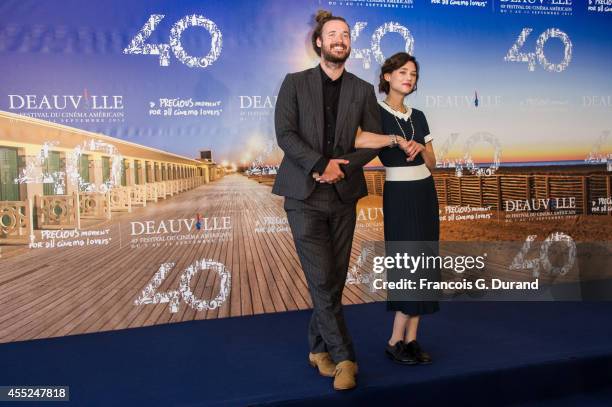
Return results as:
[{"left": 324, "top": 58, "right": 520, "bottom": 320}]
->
[{"left": 272, "top": 10, "right": 382, "bottom": 391}]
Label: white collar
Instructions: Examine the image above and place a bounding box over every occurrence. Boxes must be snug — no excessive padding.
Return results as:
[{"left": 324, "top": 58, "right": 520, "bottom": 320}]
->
[{"left": 378, "top": 100, "right": 413, "bottom": 121}]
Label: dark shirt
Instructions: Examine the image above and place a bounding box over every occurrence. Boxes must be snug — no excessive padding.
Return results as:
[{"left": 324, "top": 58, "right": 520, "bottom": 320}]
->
[
  {"left": 378, "top": 106, "right": 431, "bottom": 167},
  {"left": 312, "top": 65, "right": 344, "bottom": 174}
]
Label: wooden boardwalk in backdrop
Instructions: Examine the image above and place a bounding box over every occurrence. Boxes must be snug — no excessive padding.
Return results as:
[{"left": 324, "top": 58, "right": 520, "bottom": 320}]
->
[{"left": 0, "top": 174, "right": 385, "bottom": 344}]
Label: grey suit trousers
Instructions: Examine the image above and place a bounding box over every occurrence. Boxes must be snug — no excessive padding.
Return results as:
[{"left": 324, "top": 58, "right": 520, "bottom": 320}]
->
[{"left": 284, "top": 183, "right": 357, "bottom": 363}]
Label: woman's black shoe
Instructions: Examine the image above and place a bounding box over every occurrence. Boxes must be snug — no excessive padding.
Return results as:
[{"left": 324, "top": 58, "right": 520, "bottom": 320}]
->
[
  {"left": 385, "top": 340, "right": 417, "bottom": 365},
  {"left": 404, "top": 340, "right": 432, "bottom": 364}
]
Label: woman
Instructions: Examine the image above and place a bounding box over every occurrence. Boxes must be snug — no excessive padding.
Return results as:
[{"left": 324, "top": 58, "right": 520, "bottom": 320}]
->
[{"left": 355, "top": 52, "right": 440, "bottom": 365}]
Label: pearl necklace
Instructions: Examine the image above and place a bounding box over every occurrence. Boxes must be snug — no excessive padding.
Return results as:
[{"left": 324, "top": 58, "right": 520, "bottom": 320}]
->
[{"left": 383, "top": 100, "right": 414, "bottom": 141}]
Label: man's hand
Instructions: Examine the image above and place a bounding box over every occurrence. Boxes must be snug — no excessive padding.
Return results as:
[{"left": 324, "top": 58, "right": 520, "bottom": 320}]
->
[{"left": 315, "top": 159, "right": 349, "bottom": 183}]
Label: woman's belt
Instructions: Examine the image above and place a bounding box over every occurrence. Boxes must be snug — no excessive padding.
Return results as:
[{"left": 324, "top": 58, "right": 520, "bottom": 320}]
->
[{"left": 385, "top": 164, "right": 431, "bottom": 181}]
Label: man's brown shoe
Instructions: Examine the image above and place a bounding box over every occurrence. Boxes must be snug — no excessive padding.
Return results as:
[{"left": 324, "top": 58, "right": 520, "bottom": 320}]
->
[
  {"left": 308, "top": 352, "right": 336, "bottom": 377},
  {"left": 333, "top": 360, "right": 358, "bottom": 390}
]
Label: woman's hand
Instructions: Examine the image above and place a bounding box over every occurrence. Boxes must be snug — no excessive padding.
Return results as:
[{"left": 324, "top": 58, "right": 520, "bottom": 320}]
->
[
  {"left": 400, "top": 140, "right": 425, "bottom": 161},
  {"left": 397, "top": 137, "right": 410, "bottom": 153}
]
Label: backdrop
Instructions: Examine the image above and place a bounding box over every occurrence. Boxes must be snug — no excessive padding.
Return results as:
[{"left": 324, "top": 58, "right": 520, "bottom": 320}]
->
[{"left": 0, "top": 0, "right": 610, "bottom": 344}]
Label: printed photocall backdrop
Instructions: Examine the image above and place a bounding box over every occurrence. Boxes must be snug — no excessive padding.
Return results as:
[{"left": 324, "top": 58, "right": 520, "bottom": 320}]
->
[{"left": 0, "top": 0, "right": 611, "bottom": 343}]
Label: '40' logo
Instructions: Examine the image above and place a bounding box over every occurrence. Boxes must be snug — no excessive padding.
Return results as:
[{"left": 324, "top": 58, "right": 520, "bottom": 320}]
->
[
  {"left": 504, "top": 28, "right": 572, "bottom": 73},
  {"left": 124, "top": 14, "right": 222, "bottom": 68},
  {"left": 350, "top": 21, "right": 414, "bottom": 70}
]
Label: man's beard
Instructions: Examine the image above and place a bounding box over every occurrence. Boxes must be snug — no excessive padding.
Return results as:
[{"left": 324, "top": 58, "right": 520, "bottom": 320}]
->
[{"left": 321, "top": 44, "right": 351, "bottom": 64}]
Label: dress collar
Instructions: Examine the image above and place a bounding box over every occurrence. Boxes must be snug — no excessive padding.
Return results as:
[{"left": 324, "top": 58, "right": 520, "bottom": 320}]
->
[{"left": 378, "top": 100, "right": 413, "bottom": 121}]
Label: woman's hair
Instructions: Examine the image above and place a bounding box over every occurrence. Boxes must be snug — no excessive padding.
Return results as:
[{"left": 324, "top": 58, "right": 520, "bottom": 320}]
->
[
  {"left": 311, "top": 10, "right": 349, "bottom": 56},
  {"left": 378, "top": 52, "right": 419, "bottom": 94}
]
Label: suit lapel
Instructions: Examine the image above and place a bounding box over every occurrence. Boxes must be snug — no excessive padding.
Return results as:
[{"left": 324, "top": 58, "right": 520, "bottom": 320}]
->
[
  {"left": 334, "top": 72, "right": 354, "bottom": 149},
  {"left": 307, "top": 67, "right": 325, "bottom": 151}
]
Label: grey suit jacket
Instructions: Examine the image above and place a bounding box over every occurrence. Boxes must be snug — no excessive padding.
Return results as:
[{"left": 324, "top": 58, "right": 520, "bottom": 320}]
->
[{"left": 272, "top": 66, "right": 382, "bottom": 202}]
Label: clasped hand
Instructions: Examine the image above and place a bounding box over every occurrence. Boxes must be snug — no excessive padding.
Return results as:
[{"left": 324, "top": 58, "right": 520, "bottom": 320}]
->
[
  {"left": 397, "top": 138, "right": 425, "bottom": 162},
  {"left": 312, "top": 158, "right": 349, "bottom": 183}
]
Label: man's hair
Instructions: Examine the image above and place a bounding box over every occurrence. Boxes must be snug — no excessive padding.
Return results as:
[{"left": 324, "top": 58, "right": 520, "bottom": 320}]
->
[
  {"left": 311, "top": 10, "right": 350, "bottom": 57},
  {"left": 379, "top": 52, "right": 420, "bottom": 94}
]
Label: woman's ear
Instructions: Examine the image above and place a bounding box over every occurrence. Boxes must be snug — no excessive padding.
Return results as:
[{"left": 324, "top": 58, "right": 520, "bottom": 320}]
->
[{"left": 384, "top": 72, "right": 391, "bottom": 83}]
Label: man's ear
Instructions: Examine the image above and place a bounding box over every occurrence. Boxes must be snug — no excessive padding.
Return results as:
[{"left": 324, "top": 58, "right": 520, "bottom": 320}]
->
[{"left": 316, "top": 37, "right": 322, "bottom": 49}]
